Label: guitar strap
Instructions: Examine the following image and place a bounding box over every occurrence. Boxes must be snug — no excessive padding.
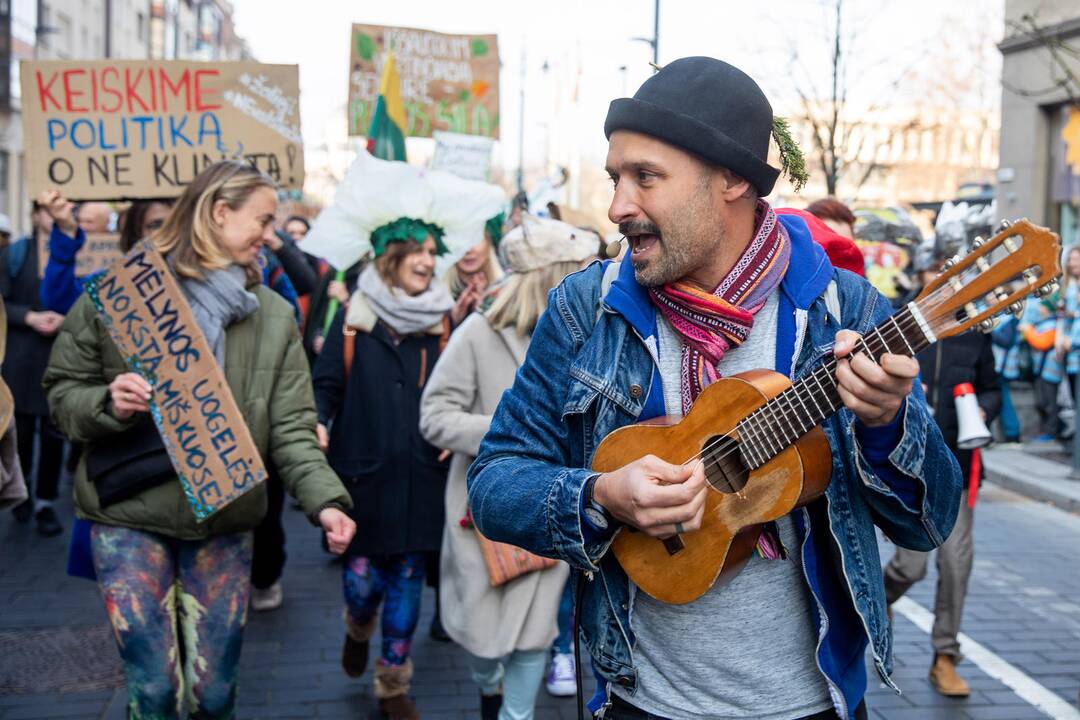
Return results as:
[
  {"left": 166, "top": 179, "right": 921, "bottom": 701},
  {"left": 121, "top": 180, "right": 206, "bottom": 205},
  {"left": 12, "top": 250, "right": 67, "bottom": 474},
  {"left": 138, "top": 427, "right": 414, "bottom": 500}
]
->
[{"left": 824, "top": 279, "right": 841, "bottom": 324}]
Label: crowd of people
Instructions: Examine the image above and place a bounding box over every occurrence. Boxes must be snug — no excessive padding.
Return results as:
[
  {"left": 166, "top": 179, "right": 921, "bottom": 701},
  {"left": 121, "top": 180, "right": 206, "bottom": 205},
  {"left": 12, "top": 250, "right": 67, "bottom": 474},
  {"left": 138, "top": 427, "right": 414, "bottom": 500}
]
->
[{"left": 0, "top": 52, "right": 1071, "bottom": 720}]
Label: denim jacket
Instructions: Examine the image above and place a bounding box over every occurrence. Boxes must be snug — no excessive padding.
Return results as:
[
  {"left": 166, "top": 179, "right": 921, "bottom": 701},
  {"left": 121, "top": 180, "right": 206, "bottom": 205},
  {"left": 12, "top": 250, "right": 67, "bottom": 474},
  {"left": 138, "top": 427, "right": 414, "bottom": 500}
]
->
[{"left": 468, "top": 214, "right": 962, "bottom": 719}]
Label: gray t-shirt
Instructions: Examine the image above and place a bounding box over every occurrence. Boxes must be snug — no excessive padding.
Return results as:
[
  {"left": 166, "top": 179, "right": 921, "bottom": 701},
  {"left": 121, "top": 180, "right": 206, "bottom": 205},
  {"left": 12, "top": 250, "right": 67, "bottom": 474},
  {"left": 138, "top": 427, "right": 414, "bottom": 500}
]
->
[{"left": 612, "top": 293, "right": 833, "bottom": 719}]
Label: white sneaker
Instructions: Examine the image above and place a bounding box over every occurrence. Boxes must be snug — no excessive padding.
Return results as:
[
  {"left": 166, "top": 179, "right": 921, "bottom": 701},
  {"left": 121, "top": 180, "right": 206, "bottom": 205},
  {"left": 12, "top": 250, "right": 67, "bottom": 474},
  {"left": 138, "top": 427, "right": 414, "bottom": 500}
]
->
[
  {"left": 251, "top": 581, "right": 283, "bottom": 611},
  {"left": 545, "top": 652, "right": 576, "bottom": 697}
]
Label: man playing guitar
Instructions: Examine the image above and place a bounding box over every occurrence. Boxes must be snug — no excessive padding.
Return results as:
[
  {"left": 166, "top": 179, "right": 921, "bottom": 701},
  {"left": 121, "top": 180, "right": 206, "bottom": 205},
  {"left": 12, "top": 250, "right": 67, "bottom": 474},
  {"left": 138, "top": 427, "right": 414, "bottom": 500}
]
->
[{"left": 468, "top": 57, "right": 963, "bottom": 720}]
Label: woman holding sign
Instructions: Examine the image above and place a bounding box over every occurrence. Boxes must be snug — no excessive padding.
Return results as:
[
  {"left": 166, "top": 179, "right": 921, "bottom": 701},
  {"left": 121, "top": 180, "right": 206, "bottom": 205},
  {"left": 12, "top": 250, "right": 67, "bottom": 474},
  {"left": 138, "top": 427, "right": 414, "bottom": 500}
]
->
[{"left": 43, "top": 161, "right": 355, "bottom": 720}]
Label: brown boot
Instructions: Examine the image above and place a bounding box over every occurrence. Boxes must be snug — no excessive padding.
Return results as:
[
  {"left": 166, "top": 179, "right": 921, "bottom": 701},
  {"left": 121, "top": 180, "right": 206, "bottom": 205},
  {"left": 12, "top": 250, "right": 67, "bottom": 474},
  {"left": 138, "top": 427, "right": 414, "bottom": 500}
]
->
[
  {"left": 375, "top": 659, "right": 418, "bottom": 719},
  {"left": 929, "top": 653, "right": 970, "bottom": 697},
  {"left": 342, "top": 611, "right": 377, "bottom": 678}
]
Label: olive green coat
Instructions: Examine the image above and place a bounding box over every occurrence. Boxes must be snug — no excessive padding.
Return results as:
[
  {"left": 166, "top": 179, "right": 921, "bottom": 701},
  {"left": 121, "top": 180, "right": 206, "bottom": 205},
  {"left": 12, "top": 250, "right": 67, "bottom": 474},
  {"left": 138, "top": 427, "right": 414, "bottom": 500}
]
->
[{"left": 43, "top": 286, "right": 351, "bottom": 539}]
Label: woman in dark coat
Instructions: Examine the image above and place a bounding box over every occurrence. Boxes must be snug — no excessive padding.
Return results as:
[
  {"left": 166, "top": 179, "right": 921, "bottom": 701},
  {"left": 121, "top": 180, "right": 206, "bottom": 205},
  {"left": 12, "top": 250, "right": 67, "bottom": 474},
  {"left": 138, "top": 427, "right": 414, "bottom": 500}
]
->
[
  {"left": 0, "top": 203, "right": 65, "bottom": 535},
  {"left": 312, "top": 228, "right": 451, "bottom": 720}
]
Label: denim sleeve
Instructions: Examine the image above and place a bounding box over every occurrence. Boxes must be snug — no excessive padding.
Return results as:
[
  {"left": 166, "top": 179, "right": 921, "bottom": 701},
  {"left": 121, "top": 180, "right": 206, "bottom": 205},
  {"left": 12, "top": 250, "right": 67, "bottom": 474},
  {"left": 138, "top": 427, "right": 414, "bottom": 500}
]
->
[
  {"left": 40, "top": 226, "right": 87, "bottom": 313},
  {"left": 468, "top": 284, "right": 614, "bottom": 572},
  {"left": 848, "top": 293, "right": 962, "bottom": 551},
  {"left": 853, "top": 407, "right": 912, "bottom": 506}
]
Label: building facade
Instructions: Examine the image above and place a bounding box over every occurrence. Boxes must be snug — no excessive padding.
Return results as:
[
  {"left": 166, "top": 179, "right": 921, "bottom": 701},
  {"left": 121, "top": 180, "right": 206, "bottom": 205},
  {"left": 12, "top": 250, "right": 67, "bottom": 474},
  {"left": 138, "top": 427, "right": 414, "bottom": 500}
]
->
[
  {"left": 998, "top": 0, "right": 1080, "bottom": 247},
  {"left": 0, "top": 0, "right": 250, "bottom": 237}
]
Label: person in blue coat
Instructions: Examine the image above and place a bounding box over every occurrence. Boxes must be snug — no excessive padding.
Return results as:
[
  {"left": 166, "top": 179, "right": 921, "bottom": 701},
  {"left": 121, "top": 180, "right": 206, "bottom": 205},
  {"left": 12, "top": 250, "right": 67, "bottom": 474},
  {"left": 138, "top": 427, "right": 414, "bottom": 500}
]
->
[{"left": 468, "top": 57, "right": 961, "bottom": 720}]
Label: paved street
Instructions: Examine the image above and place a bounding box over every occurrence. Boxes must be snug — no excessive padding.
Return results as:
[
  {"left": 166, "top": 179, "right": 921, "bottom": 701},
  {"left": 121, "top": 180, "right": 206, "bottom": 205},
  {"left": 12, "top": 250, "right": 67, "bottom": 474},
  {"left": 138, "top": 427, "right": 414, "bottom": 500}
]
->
[{"left": 1, "top": 476, "right": 1079, "bottom": 719}]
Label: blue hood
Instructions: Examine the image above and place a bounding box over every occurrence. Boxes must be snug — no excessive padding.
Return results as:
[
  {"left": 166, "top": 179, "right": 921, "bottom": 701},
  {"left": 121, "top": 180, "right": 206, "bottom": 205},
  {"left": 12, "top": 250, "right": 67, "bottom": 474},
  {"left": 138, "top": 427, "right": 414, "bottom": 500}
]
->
[{"left": 604, "top": 212, "right": 835, "bottom": 380}]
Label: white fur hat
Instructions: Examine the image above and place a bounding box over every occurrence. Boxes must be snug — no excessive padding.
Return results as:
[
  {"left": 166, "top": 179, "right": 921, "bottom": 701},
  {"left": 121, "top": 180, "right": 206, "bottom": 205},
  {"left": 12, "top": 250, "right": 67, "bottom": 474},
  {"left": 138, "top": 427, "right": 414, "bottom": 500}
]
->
[{"left": 499, "top": 215, "right": 600, "bottom": 273}]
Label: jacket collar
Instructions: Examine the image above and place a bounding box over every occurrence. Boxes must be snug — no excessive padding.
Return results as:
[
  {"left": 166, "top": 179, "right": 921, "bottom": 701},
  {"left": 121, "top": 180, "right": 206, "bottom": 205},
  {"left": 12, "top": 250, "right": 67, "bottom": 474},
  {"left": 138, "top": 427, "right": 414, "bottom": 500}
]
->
[{"left": 603, "top": 212, "right": 835, "bottom": 338}]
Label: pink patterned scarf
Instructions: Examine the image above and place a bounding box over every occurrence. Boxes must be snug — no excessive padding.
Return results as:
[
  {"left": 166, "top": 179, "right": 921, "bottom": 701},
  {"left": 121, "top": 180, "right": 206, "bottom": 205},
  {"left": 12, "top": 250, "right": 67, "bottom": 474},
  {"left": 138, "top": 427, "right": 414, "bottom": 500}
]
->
[{"left": 649, "top": 199, "right": 790, "bottom": 414}]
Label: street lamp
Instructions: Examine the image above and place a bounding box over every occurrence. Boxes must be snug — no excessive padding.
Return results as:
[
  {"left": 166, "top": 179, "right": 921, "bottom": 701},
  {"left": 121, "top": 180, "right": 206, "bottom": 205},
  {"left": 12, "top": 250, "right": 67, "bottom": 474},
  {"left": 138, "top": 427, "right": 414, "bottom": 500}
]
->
[{"left": 630, "top": 0, "right": 660, "bottom": 65}]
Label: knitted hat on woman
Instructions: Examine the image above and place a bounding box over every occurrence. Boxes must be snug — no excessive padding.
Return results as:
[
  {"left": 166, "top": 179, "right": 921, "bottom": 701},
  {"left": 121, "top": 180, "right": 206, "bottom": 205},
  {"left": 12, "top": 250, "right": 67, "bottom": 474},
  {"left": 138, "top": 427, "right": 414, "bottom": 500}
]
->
[{"left": 499, "top": 215, "right": 599, "bottom": 273}]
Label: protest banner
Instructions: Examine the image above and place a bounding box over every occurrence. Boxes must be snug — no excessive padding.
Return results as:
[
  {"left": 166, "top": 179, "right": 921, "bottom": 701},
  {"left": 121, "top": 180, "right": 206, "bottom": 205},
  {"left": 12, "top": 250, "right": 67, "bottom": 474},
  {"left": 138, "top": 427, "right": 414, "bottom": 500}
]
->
[
  {"left": 84, "top": 241, "right": 267, "bottom": 520},
  {"left": 37, "top": 232, "right": 124, "bottom": 278},
  {"left": 20, "top": 60, "right": 304, "bottom": 200},
  {"left": 430, "top": 131, "right": 495, "bottom": 181},
  {"left": 348, "top": 24, "right": 499, "bottom": 139}
]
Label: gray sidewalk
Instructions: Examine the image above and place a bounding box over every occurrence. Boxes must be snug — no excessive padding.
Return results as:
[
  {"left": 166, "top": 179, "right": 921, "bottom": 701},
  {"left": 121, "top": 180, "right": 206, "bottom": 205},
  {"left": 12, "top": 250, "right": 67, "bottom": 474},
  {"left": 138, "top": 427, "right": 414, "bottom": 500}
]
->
[{"left": 983, "top": 442, "right": 1080, "bottom": 514}]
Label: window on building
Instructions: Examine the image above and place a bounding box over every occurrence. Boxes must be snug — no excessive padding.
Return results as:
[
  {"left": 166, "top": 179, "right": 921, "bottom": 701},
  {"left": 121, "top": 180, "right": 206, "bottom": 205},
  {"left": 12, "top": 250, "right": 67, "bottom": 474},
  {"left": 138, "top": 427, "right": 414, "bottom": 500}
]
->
[
  {"left": 56, "top": 13, "right": 72, "bottom": 58},
  {"left": 0, "top": 151, "right": 10, "bottom": 225}
]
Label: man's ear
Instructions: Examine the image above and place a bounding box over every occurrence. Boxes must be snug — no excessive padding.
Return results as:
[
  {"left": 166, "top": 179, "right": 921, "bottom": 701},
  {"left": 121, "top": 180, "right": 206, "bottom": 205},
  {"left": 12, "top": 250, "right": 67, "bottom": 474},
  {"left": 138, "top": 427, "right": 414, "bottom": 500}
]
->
[{"left": 717, "top": 169, "right": 752, "bottom": 202}]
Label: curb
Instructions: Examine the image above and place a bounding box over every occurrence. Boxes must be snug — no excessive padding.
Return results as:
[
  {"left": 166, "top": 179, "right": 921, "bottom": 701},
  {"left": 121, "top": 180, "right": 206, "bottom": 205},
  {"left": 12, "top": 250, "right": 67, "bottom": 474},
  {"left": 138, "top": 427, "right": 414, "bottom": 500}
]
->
[{"left": 982, "top": 447, "right": 1080, "bottom": 515}]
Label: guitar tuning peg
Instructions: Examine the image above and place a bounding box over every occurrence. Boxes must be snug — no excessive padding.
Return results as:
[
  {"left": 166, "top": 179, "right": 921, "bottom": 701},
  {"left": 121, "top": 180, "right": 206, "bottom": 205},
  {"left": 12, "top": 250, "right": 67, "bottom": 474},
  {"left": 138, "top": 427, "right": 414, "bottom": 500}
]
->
[
  {"left": 971, "top": 236, "right": 985, "bottom": 249},
  {"left": 997, "top": 219, "right": 1012, "bottom": 232},
  {"left": 978, "top": 318, "right": 996, "bottom": 333},
  {"left": 1009, "top": 300, "right": 1024, "bottom": 316}
]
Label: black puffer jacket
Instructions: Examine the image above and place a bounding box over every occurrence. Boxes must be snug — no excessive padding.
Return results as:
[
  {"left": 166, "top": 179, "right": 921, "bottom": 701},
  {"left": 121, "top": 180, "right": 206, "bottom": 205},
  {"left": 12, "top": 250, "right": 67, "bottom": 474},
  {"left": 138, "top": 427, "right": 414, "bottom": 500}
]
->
[{"left": 917, "top": 332, "right": 1001, "bottom": 478}]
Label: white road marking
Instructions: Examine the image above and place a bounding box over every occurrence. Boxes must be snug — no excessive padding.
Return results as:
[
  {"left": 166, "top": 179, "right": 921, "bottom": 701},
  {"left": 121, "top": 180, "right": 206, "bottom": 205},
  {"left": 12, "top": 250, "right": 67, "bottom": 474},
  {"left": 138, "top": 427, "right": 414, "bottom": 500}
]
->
[{"left": 893, "top": 596, "right": 1080, "bottom": 720}]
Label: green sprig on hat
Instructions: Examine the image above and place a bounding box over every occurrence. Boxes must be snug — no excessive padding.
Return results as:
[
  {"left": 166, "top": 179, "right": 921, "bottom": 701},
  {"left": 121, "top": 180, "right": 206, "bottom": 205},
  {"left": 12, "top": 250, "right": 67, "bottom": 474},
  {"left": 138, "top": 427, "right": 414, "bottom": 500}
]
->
[
  {"left": 771, "top": 117, "right": 808, "bottom": 193},
  {"left": 370, "top": 217, "right": 448, "bottom": 257},
  {"left": 485, "top": 212, "right": 506, "bottom": 247}
]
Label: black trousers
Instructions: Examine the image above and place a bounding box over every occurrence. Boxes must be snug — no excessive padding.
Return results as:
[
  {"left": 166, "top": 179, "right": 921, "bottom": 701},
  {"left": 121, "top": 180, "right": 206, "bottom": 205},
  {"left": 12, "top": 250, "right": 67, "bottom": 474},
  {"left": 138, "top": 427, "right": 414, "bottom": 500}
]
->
[
  {"left": 251, "top": 470, "right": 287, "bottom": 590},
  {"left": 605, "top": 694, "right": 868, "bottom": 720},
  {"left": 15, "top": 413, "right": 63, "bottom": 502}
]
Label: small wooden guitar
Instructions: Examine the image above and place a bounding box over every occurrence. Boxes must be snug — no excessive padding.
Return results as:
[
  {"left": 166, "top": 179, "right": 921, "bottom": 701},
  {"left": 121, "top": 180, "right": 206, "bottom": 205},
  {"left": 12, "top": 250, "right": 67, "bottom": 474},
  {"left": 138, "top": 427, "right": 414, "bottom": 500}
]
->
[{"left": 592, "top": 219, "right": 1061, "bottom": 604}]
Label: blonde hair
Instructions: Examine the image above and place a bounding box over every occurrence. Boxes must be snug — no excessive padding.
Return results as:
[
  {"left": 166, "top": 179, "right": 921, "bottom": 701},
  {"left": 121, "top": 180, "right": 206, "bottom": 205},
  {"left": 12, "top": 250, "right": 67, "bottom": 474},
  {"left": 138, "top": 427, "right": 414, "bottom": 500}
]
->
[
  {"left": 151, "top": 161, "right": 276, "bottom": 281},
  {"left": 445, "top": 240, "right": 503, "bottom": 298},
  {"left": 484, "top": 260, "right": 582, "bottom": 336}
]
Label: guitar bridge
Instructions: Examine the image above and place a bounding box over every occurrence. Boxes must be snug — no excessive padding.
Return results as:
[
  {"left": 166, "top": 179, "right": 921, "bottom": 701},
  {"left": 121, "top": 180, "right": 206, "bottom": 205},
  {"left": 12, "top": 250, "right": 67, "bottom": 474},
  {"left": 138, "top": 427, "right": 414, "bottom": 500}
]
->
[{"left": 662, "top": 535, "right": 685, "bottom": 555}]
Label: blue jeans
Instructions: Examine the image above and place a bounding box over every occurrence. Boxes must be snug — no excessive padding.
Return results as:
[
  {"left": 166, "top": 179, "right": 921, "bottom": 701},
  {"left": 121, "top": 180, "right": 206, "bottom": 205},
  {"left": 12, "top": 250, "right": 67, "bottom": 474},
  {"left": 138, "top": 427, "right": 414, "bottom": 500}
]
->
[
  {"left": 343, "top": 553, "right": 426, "bottom": 665},
  {"left": 469, "top": 649, "right": 548, "bottom": 720},
  {"left": 998, "top": 378, "right": 1021, "bottom": 441}
]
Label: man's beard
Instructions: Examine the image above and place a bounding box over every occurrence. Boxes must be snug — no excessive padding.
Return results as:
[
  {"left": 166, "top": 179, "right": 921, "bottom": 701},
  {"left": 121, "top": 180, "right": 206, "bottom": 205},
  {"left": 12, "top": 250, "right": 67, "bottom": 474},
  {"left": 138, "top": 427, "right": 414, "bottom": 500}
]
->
[{"left": 622, "top": 207, "right": 722, "bottom": 288}]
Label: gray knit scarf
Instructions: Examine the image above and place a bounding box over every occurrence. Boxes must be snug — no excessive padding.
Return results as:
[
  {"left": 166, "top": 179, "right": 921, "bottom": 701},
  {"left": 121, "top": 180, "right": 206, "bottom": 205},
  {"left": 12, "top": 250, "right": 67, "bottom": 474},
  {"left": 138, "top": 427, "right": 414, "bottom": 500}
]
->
[
  {"left": 357, "top": 264, "right": 453, "bottom": 336},
  {"left": 178, "top": 264, "right": 260, "bottom": 367}
]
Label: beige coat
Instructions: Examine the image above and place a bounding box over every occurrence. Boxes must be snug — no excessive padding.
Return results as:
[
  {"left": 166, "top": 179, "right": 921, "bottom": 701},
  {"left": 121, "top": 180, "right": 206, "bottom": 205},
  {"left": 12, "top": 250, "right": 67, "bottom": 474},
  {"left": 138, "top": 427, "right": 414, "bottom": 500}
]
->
[{"left": 420, "top": 312, "right": 569, "bottom": 659}]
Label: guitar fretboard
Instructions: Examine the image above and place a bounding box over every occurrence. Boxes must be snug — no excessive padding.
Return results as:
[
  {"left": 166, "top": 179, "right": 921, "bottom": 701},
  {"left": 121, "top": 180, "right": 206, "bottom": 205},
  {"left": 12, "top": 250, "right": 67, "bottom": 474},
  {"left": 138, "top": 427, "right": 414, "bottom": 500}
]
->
[{"left": 729, "top": 304, "right": 932, "bottom": 470}]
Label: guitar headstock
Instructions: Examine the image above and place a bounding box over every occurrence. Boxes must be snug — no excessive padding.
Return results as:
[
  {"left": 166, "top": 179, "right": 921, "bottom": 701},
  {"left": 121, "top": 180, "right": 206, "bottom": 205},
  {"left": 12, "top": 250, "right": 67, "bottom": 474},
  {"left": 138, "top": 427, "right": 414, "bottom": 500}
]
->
[{"left": 915, "top": 219, "right": 1062, "bottom": 341}]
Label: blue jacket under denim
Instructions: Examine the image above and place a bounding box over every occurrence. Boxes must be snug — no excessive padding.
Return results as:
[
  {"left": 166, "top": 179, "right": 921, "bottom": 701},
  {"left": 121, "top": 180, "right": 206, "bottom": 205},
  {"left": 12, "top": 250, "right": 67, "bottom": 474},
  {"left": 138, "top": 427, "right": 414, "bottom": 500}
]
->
[{"left": 468, "top": 214, "right": 962, "bottom": 719}]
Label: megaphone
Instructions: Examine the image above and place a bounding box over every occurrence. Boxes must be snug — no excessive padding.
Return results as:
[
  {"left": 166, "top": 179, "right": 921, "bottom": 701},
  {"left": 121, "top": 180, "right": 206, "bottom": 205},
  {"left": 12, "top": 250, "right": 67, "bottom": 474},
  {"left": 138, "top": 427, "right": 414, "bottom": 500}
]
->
[{"left": 954, "top": 383, "right": 992, "bottom": 450}]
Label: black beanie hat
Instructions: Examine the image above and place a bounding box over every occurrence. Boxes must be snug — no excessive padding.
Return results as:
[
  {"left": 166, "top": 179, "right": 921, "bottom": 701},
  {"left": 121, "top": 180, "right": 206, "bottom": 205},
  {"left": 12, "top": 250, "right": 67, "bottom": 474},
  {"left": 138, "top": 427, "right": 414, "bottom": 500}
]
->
[{"left": 604, "top": 57, "right": 780, "bottom": 196}]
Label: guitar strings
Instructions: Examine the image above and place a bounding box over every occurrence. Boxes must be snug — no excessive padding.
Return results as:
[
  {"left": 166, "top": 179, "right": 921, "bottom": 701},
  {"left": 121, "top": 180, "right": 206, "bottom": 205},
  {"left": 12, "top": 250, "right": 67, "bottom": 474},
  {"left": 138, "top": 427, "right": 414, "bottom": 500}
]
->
[
  {"left": 693, "top": 277, "right": 988, "bottom": 485},
  {"left": 687, "top": 287, "right": 966, "bottom": 488}
]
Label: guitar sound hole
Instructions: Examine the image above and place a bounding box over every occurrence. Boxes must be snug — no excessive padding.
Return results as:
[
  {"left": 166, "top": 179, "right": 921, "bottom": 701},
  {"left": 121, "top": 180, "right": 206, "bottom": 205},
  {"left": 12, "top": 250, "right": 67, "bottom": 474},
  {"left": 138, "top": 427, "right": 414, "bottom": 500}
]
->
[{"left": 702, "top": 435, "right": 750, "bottom": 494}]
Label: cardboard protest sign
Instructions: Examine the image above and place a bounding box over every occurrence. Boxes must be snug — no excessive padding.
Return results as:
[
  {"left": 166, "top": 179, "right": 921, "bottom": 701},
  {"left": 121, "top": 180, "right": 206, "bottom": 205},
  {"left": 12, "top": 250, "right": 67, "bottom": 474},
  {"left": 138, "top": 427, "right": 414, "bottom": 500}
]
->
[
  {"left": 37, "top": 232, "right": 124, "bottom": 278},
  {"left": 20, "top": 60, "right": 304, "bottom": 201},
  {"left": 84, "top": 242, "right": 267, "bottom": 520},
  {"left": 430, "top": 131, "right": 494, "bottom": 181},
  {"left": 348, "top": 24, "right": 499, "bottom": 140}
]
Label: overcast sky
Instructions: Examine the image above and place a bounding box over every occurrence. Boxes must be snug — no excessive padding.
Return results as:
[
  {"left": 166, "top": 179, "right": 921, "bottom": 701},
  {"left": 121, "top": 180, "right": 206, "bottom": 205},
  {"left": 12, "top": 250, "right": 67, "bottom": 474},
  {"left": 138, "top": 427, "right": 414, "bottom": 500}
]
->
[{"left": 230, "top": 0, "right": 1004, "bottom": 172}]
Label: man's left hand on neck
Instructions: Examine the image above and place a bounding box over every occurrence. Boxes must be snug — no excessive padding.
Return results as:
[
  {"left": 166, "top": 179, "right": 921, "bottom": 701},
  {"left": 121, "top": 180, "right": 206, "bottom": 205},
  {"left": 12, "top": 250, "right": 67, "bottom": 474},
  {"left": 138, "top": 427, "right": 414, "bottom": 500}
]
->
[{"left": 832, "top": 329, "right": 919, "bottom": 427}]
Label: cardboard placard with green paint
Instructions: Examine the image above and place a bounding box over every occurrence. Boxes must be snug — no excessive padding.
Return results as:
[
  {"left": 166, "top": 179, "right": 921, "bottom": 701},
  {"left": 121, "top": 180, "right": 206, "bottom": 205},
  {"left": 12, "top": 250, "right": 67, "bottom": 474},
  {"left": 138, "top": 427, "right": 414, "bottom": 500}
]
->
[{"left": 348, "top": 23, "right": 499, "bottom": 139}]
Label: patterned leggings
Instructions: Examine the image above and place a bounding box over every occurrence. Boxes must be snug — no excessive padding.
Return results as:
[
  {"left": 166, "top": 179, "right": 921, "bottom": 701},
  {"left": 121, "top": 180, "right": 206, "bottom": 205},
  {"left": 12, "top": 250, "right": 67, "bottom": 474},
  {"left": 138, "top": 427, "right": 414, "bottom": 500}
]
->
[
  {"left": 91, "top": 524, "right": 252, "bottom": 720},
  {"left": 343, "top": 553, "right": 426, "bottom": 666}
]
